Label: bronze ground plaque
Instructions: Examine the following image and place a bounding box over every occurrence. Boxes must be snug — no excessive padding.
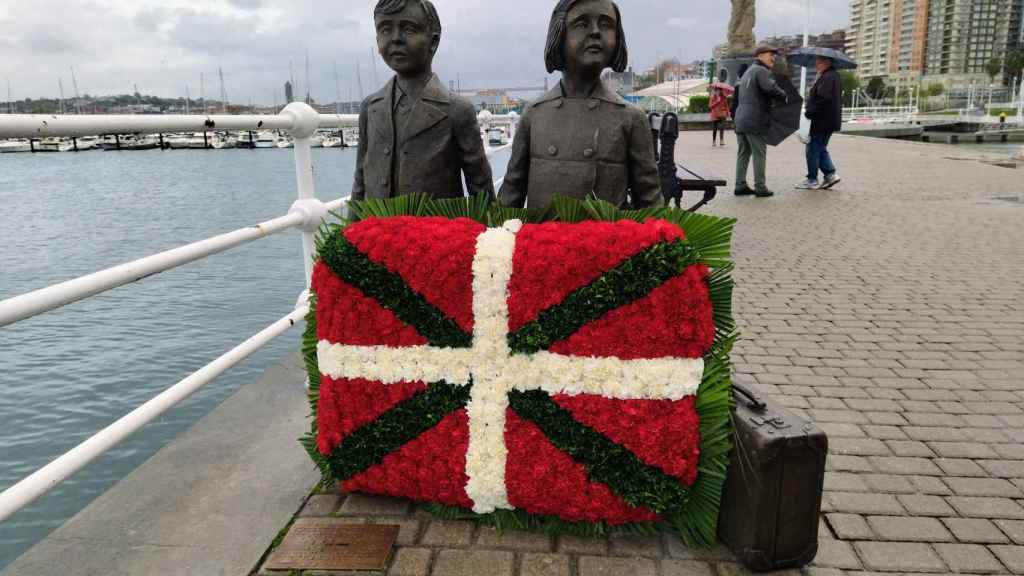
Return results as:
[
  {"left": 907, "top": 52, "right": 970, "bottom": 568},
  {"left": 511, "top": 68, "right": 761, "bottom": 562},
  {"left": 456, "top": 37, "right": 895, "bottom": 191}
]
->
[{"left": 264, "top": 518, "right": 399, "bottom": 571}]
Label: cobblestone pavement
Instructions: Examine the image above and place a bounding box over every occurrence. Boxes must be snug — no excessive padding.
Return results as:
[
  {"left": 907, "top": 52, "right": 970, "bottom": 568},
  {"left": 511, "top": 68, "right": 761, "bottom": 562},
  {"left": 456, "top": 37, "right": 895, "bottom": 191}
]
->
[{"left": 257, "top": 135, "right": 1024, "bottom": 576}]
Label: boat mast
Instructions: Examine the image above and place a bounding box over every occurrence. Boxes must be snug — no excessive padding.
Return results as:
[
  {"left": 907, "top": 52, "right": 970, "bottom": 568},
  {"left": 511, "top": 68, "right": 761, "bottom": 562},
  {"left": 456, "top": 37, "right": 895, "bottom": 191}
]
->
[
  {"left": 219, "top": 67, "right": 228, "bottom": 112},
  {"left": 289, "top": 60, "right": 296, "bottom": 102},
  {"left": 185, "top": 84, "right": 191, "bottom": 115},
  {"left": 333, "top": 60, "right": 343, "bottom": 115},
  {"left": 370, "top": 46, "right": 379, "bottom": 87},
  {"left": 305, "top": 49, "right": 312, "bottom": 104},
  {"left": 200, "top": 72, "right": 206, "bottom": 114},
  {"left": 70, "top": 66, "right": 82, "bottom": 114},
  {"left": 5, "top": 77, "right": 11, "bottom": 114},
  {"left": 58, "top": 78, "right": 66, "bottom": 114},
  {"left": 356, "top": 59, "right": 364, "bottom": 101}
]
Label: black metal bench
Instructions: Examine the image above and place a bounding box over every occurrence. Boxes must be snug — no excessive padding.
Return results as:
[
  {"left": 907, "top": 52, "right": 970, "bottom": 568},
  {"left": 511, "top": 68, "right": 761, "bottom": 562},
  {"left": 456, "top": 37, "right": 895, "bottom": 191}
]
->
[
  {"left": 649, "top": 112, "right": 725, "bottom": 212},
  {"left": 671, "top": 163, "right": 724, "bottom": 212}
]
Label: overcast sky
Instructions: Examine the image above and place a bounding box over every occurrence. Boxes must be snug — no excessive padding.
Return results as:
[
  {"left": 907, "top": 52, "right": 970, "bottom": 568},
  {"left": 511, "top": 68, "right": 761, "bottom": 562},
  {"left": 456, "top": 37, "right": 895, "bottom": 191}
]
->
[{"left": 0, "top": 0, "right": 848, "bottom": 105}]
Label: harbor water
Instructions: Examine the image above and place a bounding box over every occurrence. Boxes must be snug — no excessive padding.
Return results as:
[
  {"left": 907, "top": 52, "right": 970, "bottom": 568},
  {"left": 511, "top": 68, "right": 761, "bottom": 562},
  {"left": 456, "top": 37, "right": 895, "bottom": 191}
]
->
[{"left": 0, "top": 146, "right": 510, "bottom": 569}]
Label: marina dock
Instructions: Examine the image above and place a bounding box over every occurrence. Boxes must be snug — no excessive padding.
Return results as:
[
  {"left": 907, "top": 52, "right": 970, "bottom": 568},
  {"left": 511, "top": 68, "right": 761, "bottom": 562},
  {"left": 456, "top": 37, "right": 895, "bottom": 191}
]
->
[{"left": 3, "top": 133, "right": 1023, "bottom": 575}]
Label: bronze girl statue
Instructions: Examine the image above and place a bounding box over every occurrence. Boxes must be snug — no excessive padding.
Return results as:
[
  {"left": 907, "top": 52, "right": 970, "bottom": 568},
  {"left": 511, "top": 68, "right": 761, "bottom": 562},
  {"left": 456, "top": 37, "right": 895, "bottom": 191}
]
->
[{"left": 497, "top": 0, "right": 661, "bottom": 210}]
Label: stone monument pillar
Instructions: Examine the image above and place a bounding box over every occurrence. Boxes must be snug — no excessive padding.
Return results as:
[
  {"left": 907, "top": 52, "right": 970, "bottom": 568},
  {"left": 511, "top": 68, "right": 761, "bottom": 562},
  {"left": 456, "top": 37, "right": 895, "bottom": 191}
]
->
[{"left": 721, "top": 0, "right": 757, "bottom": 84}]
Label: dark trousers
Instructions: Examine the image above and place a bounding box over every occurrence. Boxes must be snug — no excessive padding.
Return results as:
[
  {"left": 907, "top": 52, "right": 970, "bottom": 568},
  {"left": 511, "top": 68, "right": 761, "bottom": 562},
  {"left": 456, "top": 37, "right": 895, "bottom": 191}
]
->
[
  {"left": 806, "top": 132, "right": 836, "bottom": 181},
  {"left": 712, "top": 120, "right": 725, "bottom": 144},
  {"left": 736, "top": 132, "right": 768, "bottom": 192}
]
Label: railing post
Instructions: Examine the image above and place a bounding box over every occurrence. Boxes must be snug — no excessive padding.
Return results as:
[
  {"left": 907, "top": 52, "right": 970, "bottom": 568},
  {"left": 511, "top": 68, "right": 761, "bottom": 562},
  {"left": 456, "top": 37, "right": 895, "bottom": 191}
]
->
[{"left": 282, "top": 102, "right": 321, "bottom": 288}]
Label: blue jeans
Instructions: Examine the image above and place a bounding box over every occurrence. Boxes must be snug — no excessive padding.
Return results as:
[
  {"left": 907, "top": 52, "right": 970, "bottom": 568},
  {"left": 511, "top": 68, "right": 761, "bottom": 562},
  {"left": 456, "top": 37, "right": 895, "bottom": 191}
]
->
[{"left": 806, "top": 132, "right": 836, "bottom": 181}]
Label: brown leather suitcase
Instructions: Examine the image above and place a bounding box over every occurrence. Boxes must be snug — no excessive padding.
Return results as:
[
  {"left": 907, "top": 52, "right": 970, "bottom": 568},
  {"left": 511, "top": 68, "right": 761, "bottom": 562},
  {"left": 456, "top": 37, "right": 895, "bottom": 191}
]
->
[{"left": 717, "top": 383, "right": 828, "bottom": 571}]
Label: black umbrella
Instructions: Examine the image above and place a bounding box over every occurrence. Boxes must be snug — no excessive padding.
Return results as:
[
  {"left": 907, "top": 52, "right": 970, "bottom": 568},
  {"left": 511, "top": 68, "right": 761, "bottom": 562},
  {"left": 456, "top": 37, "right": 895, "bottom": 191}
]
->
[
  {"left": 764, "top": 74, "right": 803, "bottom": 147},
  {"left": 788, "top": 47, "right": 858, "bottom": 70}
]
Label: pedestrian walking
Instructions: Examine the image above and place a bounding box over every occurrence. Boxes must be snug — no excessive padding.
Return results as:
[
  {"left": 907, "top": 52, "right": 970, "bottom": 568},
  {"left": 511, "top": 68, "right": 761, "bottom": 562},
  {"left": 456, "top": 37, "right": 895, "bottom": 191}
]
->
[
  {"left": 795, "top": 56, "right": 843, "bottom": 190},
  {"left": 709, "top": 70, "right": 731, "bottom": 147},
  {"left": 734, "top": 44, "right": 789, "bottom": 198}
]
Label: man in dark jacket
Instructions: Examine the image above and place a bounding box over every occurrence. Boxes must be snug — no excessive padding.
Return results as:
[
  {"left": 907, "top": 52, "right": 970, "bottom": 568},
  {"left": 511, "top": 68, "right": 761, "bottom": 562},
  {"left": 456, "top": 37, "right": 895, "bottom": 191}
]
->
[
  {"left": 352, "top": 0, "right": 494, "bottom": 201},
  {"left": 734, "top": 45, "right": 789, "bottom": 198},
  {"left": 795, "top": 56, "right": 842, "bottom": 189}
]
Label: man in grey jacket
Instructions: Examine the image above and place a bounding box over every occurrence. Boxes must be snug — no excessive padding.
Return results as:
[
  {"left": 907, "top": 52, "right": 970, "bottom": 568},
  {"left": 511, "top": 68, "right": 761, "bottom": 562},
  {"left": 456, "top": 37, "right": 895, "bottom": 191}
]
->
[{"left": 734, "top": 44, "right": 788, "bottom": 198}]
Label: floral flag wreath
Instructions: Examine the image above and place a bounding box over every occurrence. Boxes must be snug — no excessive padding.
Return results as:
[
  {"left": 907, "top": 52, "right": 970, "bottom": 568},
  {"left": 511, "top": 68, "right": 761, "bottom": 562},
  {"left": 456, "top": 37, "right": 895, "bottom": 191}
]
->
[{"left": 302, "top": 195, "right": 736, "bottom": 546}]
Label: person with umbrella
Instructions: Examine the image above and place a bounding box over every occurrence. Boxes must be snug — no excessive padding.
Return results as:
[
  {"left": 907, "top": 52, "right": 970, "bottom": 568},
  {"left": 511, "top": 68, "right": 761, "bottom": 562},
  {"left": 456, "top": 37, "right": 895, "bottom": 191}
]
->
[
  {"left": 734, "top": 44, "right": 790, "bottom": 198},
  {"left": 788, "top": 46, "right": 856, "bottom": 189},
  {"left": 709, "top": 69, "right": 733, "bottom": 147},
  {"left": 795, "top": 55, "right": 843, "bottom": 189}
]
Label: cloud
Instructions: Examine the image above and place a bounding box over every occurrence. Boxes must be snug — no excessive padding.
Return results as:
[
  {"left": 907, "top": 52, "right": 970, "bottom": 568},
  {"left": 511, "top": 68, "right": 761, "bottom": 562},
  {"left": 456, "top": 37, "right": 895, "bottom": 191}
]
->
[
  {"left": 666, "top": 17, "right": 697, "bottom": 30},
  {"left": 0, "top": 0, "right": 849, "bottom": 104}
]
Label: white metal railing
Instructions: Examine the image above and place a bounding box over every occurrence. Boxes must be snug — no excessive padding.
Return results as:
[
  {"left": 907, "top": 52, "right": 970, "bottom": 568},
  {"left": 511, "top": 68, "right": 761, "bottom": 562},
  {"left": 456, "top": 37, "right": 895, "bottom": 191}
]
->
[
  {"left": 0, "top": 103, "right": 509, "bottom": 524},
  {"left": 842, "top": 105, "right": 920, "bottom": 122}
]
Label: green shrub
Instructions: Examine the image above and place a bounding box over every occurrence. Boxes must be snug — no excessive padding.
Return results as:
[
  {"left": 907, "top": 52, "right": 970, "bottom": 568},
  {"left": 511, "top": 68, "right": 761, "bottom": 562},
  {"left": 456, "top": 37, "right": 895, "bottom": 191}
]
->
[{"left": 688, "top": 95, "right": 710, "bottom": 114}]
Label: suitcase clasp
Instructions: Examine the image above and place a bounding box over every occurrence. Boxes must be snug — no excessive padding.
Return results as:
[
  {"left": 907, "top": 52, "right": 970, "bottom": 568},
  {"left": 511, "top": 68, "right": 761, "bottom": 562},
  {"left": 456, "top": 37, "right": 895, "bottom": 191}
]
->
[{"left": 750, "top": 415, "right": 792, "bottom": 431}]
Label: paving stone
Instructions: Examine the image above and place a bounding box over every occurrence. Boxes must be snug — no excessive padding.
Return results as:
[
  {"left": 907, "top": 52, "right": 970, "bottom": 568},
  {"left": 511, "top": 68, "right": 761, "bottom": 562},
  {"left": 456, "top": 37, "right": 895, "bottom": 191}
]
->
[
  {"left": 869, "top": 456, "right": 943, "bottom": 476},
  {"left": 909, "top": 475, "right": 954, "bottom": 495},
  {"left": 824, "top": 471, "right": 870, "bottom": 492},
  {"left": 608, "top": 534, "right": 663, "bottom": 557},
  {"left": 947, "top": 497, "right": 1024, "bottom": 519},
  {"left": 826, "top": 513, "right": 873, "bottom": 539},
  {"left": 941, "top": 518, "right": 1010, "bottom": 543},
  {"left": 374, "top": 517, "right": 422, "bottom": 546},
  {"left": 934, "top": 458, "right": 988, "bottom": 477},
  {"left": 854, "top": 541, "right": 946, "bottom": 573},
  {"left": 388, "top": 547, "right": 432, "bottom": 576},
  {"left": 827, "top": 455, "right": 876, "bottom": 473},
  {"left": 475, "top": 527, "right": 551, "bottom": 552},
  {"left": 929, "top": 442, "right": 1001, "bottom": 459},
  {"left": 431, "top": 550, "right": 513, "bottom": 576},
  {"left": 990, "top": 545, "right": 1024, "bottom": 574},
  {"left": 810, "top": 409, "right": 868, "bottom": 424},
  {"left": 338, "top": 493, "right": 412, "bottom": 516},
  {"left": 830, "top": 437, "right": 892, "bottom": 457},
  {"left": 827, "top": 492, "right": 904, "bottom": 515},
  {"left": 663, "top": 540, "right": 734, "bottom": 561},
  {"left": 864, "top": 413, "right": 909, "bottom": 427},
  {"left": 945, "top": 477, "right": 1023, "bottom": 498},
  {"left": 903, "top": 412, "right": 967, "bottom": 427},
  {"left": 904, "top": 426, "right": 965, "bottom": 442},
  {"left": 861, "top": 473, "right": 917, "bottom": 494},
  {"left": 978, "top": 459, "right": 1024, "bottom": 479},
  {"left": 519, "top": 553, "right": 570, "bottom": 576},
  {"left": 933, "top": 543, "right": 1006, "bottom": 574},
  {"left": 807, "top": 540, "right": 862, "bottom": 570},
  {"left": 995, "top": 520, "right": 1024, "bottom": 545},
  {"left": 299, "top": 494, "right": 345, "bottom": 517},
  {"left": 557, "top": 535, "right": 608, "bottom": 555},
  {"left": 659, "top": 560, "right": 715, "bottom": 576},
  {"left": 712, "top": 563, "right": 758, "bottom": 576},
  {"left": 866, "top": 516, "right": 954, "bottom": 542},
  {"left": 421, "top": 520, "right": 476, "bottom": 546},
  {"left": 995, "top": 444, "right": 1024, "bottom": 460},
  {"left": 897, "top": 494, "right": 957, "bottom": 517},
  {"left": 885, "top": 440, "right": 936, "bottom": 458},
  {"left": 819, "top": 422, "right": 866, "bottom": 438},
  {"left": 576, "top": 556, "right": 656, "bottom": 576}
]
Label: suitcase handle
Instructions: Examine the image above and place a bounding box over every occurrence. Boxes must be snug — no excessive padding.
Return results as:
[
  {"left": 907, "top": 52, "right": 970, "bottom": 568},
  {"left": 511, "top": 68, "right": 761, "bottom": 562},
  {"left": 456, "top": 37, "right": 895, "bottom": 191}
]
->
[{"left": 733, "top": 383, "right": 767, "bottom": 412}]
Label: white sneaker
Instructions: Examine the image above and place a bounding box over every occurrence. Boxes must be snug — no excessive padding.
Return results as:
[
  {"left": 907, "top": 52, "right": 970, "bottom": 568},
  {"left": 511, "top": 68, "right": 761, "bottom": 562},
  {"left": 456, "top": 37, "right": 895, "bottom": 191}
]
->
[
  {"left": 794, "top": 179, "right": 818, "bottom": 190},
  {"left": 820, "top": 174, "right": 842, "bottom": 189}
]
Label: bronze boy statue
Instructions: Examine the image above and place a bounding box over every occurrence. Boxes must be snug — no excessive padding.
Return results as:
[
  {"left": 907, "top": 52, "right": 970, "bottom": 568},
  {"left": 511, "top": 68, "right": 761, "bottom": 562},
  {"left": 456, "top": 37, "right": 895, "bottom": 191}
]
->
[
  {"left": 498, "top": 0, "right": 660, "bottom": 210},
  {"left": 351, "top": 0, "right": 494, "bottom": 201}
]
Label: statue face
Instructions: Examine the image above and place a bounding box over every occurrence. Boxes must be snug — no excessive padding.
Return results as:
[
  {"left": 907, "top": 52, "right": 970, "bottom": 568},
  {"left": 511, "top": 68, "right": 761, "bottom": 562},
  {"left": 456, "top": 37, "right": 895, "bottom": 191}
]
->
[
  {"left": 564, "top": 0, "right": 618, "bottom": 72},
  {"left": 375, "top": 2, "right": 437, "bottom": 76}
]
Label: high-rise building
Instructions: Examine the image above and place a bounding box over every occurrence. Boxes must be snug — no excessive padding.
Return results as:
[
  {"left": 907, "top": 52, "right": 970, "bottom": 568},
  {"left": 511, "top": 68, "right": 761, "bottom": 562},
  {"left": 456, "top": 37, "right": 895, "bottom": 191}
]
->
[
  {"left": 848, "top": 0, "right": 1018, "bottom": 87},
  {"left": 1009, "top": 0, "right": 1023, "bottom": 49},
  {"left": 888, "top": 0, "right": 931, "bottom": 84},
  {"left": 923, "top": 0, "right": 1010, "bottom": 83},
  {"left": 847, "top": 0, "right": 894, "bottom": 77}
]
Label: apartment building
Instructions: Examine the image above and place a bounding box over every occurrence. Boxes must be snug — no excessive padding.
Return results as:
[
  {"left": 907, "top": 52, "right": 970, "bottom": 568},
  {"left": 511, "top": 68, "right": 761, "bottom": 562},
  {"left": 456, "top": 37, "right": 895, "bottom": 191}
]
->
[
  {"left": 849, "top": 0, "right": 1021, "bottom": 86},
  {"left": 847, "top": 0, "right": 895, "bottom": 77}
]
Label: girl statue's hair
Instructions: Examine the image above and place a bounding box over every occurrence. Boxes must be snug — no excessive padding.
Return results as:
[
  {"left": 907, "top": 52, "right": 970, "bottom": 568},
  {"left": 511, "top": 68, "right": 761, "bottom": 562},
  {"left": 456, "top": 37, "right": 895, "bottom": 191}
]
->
[{"left": 543, "top": 0, "right": 628, "bottom": 74}]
